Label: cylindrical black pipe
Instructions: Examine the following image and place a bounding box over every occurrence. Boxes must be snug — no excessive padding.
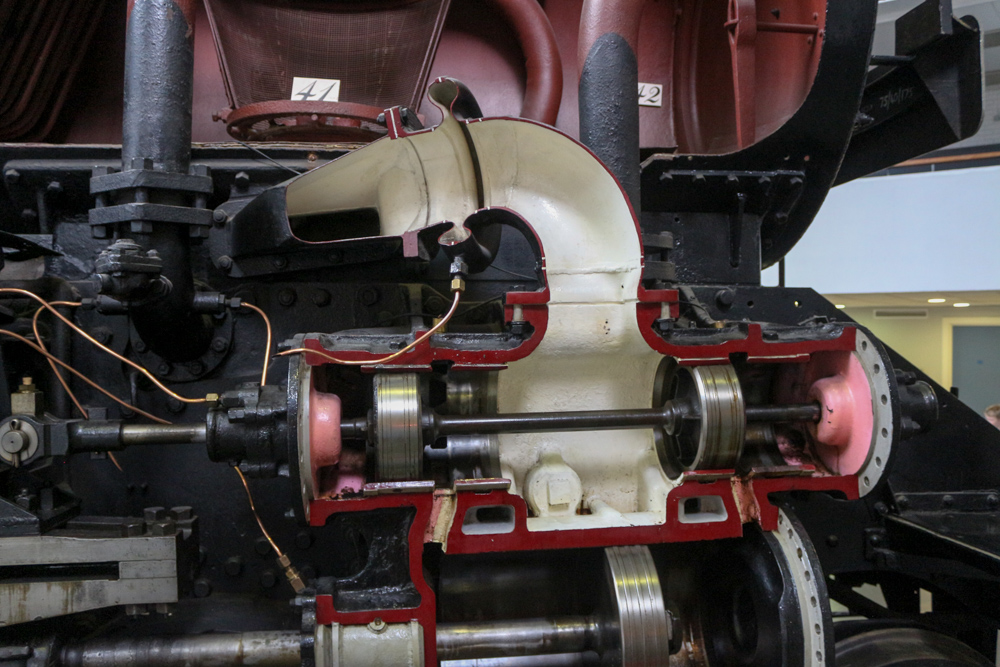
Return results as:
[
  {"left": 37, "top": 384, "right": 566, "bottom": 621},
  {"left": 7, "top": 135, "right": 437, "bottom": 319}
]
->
[
  {"left": 129, "top": 225, "right": 211, "bottom": 361},
  {"left": 577, "top": 0, "right": 649, "bottom": 210},
  {"left": 121, "top": 0, "right": 212, "bottom": 361},
  {"left": 59, "top": 631, "right": 300, "bottom": 667},
  {"left": 122, "top": 0, "right": 195, "bottom": 174}
]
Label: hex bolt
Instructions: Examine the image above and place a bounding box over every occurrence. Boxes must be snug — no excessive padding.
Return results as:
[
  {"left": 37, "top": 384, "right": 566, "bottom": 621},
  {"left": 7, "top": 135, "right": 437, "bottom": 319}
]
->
[
  {"left": 272, "top": 256, "right": 289, "bottom": 270},
  {"left": 47, "top": 181, "right": 63, "bottom": 194},
  {"left": 165, "top": 397, "right": 185, "bottom": 414},
  {"left": 170, "top": 506, "right": 194, "bottom": 521},
  {"left": 92, "top": 328, "right": 113, "bottom": 345},
  {"left": 157, "top": 362, "right": 172, "bottom": 377},
  {"left": 942, "top": 494, "right": 955, "bottom": 509},
  {"left": 988, "top": 493, "right": 999, "bottom": 509},
  {"left": 715, "top": 289, "right": 735, "bottom": 308},
  {"left": 4, "top": 168, "right": 20, "bottom": 184},
  {"left": 211, "top": 337, "right": 229, "bottom": 353},
  {"left": 259, "top": 569, "right": 278, "bottom": 588},
  {"left": 868, "top": 533, "right": 883, "bottom": 547},
  {"left": 144, "top": 507, "right": 167, "bottom": 522},
  {"left": 234, "top": 172, "right": 251, "bottom": 188},
  {"left": 133, "top": 339, "right": 148, "bottom": 354},
  {"left": 212, "top": 209, "right": 228, "bottom": 225},
  {"left": 360, "top": 287, "right": 380, "bottom": 306},
  {"left": 896, "top": 495, "right": 909, "bottom": 510},
  {"left": 193, "top": 578, "right": 213, "bottom": 598},
  {"left": 149, "top": 519, "right": 177, "bottom": 536},
  {"left": 294, "top": 531, "right": 313, "bottom": 550},
  {"left": 216, "top": 255, "right": 234, "bottom": 271},
  {"left": 187, "top": 360, "right": 205, "bottom": 375},
  {"left": 874, "top": 502, "right": 888, "bottom": 516},
  {"left": 224, "top": 556, "right": 244, "bottom": 577},
  {"left": 826, "top": 534, "right": 839, "bottom": 548},
  {"left": 277, "top": 288, "right": 297, "bottom": 307},
  {"left": 254, "top": 536, "right": 272, "bottom": 556},
  {"left": 122, "top": 519, "right": 144, "bottom": 537}
]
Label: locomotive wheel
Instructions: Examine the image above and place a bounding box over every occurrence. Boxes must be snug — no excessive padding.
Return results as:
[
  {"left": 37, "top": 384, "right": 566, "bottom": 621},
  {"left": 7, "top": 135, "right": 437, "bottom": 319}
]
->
[
  {"left": 836, "top": 628, "right": 991, "bottom": 667},
  {"left": 696, "top": 509, "right": 832, "bottom": 666}
]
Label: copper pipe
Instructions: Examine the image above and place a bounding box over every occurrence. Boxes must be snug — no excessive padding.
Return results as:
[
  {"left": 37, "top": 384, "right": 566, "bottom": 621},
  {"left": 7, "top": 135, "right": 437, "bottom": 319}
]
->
[{"left": 493, "top": 0, "right": 564, "bottom": 126}]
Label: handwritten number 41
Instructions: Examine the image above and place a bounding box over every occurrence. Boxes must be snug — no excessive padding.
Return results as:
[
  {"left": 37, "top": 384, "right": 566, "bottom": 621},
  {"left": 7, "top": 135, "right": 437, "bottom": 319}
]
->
[{"left": 296, "top": 81, "right": 338, "bottom": 101}]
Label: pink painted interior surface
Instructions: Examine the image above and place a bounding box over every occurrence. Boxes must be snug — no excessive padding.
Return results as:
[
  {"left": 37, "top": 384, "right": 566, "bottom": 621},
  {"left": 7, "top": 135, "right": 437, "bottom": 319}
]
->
[{"left": 778, "top": 350, "right": 874, "bottom": 475}]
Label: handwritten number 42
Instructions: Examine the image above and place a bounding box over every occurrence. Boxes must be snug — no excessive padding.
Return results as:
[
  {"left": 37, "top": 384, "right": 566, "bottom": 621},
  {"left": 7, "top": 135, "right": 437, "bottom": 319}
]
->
[{"left": 296, "top": 81, "right": 337, "bottom": 101}]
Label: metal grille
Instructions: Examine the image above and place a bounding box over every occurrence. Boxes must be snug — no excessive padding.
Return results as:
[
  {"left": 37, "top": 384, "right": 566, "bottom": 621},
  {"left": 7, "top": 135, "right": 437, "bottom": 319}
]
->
[{"left": 204, "top": 0, "right": 451, "bottom": 112}]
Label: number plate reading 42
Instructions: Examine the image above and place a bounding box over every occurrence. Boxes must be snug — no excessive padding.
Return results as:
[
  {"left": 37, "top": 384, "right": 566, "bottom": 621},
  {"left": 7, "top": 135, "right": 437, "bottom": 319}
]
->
[
  {"left": 638, "top": 83, "right": 663, "bottom": 107},
  {"left": 291, "top": 77, "right": 341, "bottom": 103}
]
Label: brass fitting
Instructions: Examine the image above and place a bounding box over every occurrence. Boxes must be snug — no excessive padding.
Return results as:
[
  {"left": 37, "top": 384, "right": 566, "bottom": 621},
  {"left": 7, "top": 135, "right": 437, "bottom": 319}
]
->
[
  {"left": 450, "top": 277, "right": 466, "bottom": 293},
  {"left": 278, "top": 553, "right": 305, "bottom": 593}
]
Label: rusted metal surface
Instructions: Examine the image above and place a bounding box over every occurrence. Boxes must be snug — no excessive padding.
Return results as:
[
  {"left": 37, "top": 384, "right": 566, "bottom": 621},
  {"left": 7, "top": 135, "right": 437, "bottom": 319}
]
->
[{"left": 222, "top": 100, "right": 388, "bottom": 143}]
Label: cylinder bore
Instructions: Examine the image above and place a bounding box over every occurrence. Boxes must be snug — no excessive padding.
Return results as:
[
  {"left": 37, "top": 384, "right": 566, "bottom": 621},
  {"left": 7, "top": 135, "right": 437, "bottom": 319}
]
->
[{"left": 653, "top": 360, "right": 746, "bottom": 479}]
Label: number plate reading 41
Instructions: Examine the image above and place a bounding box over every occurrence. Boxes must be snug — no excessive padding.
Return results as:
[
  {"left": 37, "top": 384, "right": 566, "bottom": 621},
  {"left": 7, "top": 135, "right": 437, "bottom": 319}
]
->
[
  {"left": 638, "top": 83, "right": 663, "bottom": 107},
  {"left": 291, "top": 77, "right": 341, "bottom": 103}
]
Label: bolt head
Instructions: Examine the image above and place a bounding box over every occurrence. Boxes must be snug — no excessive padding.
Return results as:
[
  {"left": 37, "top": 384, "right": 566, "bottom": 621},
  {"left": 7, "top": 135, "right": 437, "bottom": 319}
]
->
[
  {"left": 193, "top": 578, "right": 213, "bottom": 598},
  {"left": 212, "top": 209, "right": 228, "bottom": 225},
  {"left": 216, "top": 255, "right": 234, "bottom": 271},
  {"left": 259, "top": 570, "right": 278, "bottom": 588},
  {"left": 255, "top": 536, "right": 272, "bottom": 556},
  {"left": 234, "top": 172, "right": 250, "bottom": 187},
  {"left": 224, "top": 556, "right": 244, "bottom": 576},
  {"left": 157, "top": 362, "right": 172, "bottom": 377},
  {"left": 211, "top": 337, "right": 229, "bottom": 353},
  {"left": 295, "top": 531, "right": 313, "bottom": 550},
  {"left": 4, "top": 169, "right": 20, "bottom": 184},
  {"left": 144, "top": 506, "right": 167, "bottom": 521}
]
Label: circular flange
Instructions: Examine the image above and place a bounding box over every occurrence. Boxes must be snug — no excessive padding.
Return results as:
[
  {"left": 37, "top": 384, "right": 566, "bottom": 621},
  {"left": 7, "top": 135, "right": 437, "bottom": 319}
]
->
[
  {"left": 851, "top": 329, "right": 896, "bottom": 497},
  {"left": 601, "top": 545, "right": 672, "bottom": 666},
  {"left": 373, "top": 373, "right": 423, "bottom": 481},
  {"left": 654, "top": 360, "right": 746, "bottom": 479}
]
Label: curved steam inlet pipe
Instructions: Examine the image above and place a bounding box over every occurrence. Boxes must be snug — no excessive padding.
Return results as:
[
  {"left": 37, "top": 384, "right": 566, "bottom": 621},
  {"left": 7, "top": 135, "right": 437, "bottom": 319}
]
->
[
  {"left": 577, "top": 0, "right": 651, "bottom": 209},
  {"left": 493, "top": 0, "right": 564, "bottom": 126}
]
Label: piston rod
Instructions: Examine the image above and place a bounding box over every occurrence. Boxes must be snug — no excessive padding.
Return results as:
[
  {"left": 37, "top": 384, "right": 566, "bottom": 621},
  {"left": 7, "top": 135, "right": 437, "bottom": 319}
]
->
[
  {"left": 341, "top": 402, "right": 820, "bottom": 440},
  {"left": 68, "top": 422, "right": 208, "bottom": 452},
  {"left": 436, "top": 617, "right": 599, "bottom": 660},
  {"left": 60, "top": 631, "right": 301, "bottom": 667},
  {"left": 61, "top": 620, "right": 599, "bottom": 666}
]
